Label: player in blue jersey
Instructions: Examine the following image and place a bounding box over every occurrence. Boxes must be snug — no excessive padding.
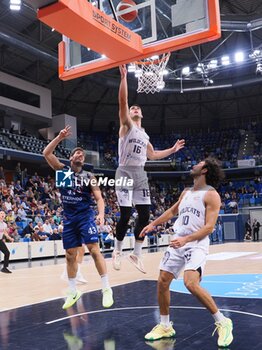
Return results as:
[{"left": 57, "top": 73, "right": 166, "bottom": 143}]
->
[{"left": 43, "top": 126, "right": 113, "bottom": 310}]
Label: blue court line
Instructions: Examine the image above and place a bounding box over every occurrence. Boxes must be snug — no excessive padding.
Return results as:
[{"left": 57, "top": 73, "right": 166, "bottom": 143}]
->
[{"left": 170, "top": 274, "right": 262, "bottom": 299}]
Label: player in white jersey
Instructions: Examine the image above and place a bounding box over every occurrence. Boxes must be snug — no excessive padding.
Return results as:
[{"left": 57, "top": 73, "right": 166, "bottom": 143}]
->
[
  {"left": 140, "top": 158, "right": 233, "bottom": 348},
  {"left": 113, "top": 65, "right": 185, "bottom": 273}
]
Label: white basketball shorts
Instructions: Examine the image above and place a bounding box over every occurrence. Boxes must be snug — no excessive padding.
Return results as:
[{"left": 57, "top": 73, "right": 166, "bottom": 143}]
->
[{"left": 159, "top": 246, "right": 208, "bottom": 279}]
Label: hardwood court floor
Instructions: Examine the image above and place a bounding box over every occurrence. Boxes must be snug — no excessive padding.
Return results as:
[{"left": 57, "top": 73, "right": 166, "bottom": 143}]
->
[{"left": 0, "top": 242, "right": 261, "bottom": 311}]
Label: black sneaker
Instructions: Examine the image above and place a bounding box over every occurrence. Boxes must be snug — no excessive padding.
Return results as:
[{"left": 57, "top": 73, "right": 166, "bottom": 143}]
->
[{"left": 1, "top": 267, "right": 12, "bottom": 273}]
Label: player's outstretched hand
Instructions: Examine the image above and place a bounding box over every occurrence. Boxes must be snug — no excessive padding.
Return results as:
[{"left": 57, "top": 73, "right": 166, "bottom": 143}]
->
[
  {"left": 119, "top": 64, "right": 127, "bottom": 79},
  {"left": 58, "top": 125, "right": 72, "bottom": 140},
  {"left": 140, "top": 223, "right": 155, "bottom": 238},
  {"left": 172, "top": 139, "right": 185, "bottom": 153}
]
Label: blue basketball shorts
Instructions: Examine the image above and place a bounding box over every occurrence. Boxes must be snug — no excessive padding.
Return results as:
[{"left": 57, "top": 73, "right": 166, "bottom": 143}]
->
[{"left": 62, "top": 215, "right": 99, "bottom": 250}]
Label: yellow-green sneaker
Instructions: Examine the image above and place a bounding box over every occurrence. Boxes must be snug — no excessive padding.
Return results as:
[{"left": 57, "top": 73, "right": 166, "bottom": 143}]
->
[
  {"left": 145, "top": 323, "right": 176, "bottom": 341},
  {"left": 63, "top": 332, "right": 83, "bottom": 350},
  {"left": 62, "top": 290, "right": 82, "bottom": 310},
  {"left": 212, "top": 317, "right": 233, "bottom": 347},
  {"left": 102, "top": 287, "right": 114, "bottom": 308}
]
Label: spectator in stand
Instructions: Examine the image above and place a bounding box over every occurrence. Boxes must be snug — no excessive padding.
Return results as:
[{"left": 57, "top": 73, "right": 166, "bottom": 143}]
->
[
  {"left": 8, "top": 182, "right": 14, "bottom": 198},
  {"left": 21, "top": 222, "right": 34, "bottom": 239},
  {"left": 34, "top": 213, "right": 43, "bottom": 225},
  {"left": 32, "top": 172, "right": 40, "bottom": 185},
  {"left": 0, "top": 211, "right": 14, "bottom": 273},
  {"left": 244, "top": 219, "right": 252, "bottom": 241},
  {"left": 5, "top": 210, "right": 15, "bottom": 224},
  {"left": 0, "top": 178, "right": 6, "bottom": 191},
  {"left": 217, "top": 220, "right": 223, "bottom": 243},
  {"left": 1, "top": 182, "right": 9, "bottom": 198},
  {"left": 34, "top": 221, "right": 47, "bottom": 239},
  {"left": 14, "top": 180, "right": 23, "bottom": 195},
  {"left": 252, "top": 219, "right": 261, "bottom": 241},
  {"left": 26, "top": 187, "right": 34, "bottom": 201},
  {"left": 58, "top": 221, "right": 63, "bottom": 235},
  {"left": 4, "top": 197, "right": 12, "bottom": 212},
  {"left": 31, "top": 227, "right": 41, "bottom": 241},
  {"left": 20, "top": 197, "right": 30, "bottom": 211},
  {"left": 14, "top": 162, "right": 22, "bottom": 182},
  {"left": 17, "top": 205, "right": 28, "bottom": 222},
  {"left": 22, "top": 167, "right": 28, "bottom": 187},
  {"left": 53, "top": 188, "right": 62, "bottom": 206},
  {"left": 49, "top": 228, "right": 62, "bottom": 241},
  {"left": 7, "top": 222, "right": 20, "bottom": 242},
  {"left": 0, "top": 166, "right": 5, "bottom": 180},
  {"left": 53, "top": 211, "right": 62, "bottom": 225},
  {"left": 37, "top": 201, "right": 45, "bottom": 216},
  {"left": 42, "top": 219, "right": 53, "bottom": 236}
]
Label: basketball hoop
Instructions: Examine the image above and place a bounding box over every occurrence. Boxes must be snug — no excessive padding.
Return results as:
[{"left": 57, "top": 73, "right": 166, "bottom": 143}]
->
[{"left": 131, "top": 53, "right": 171, "bottom": 94}]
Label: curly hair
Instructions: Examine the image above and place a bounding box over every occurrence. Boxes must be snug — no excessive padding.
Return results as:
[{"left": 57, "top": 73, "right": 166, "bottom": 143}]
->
[
  {"left": 202, "top": 157, "right": 225, "bottom": 188},
  {"left": 70, "top": 147, "right": 85, "bottom": 158}
]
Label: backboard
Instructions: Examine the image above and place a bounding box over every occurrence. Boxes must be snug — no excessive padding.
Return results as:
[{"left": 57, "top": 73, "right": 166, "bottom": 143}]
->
[{"left": 36, "top": 0, "right": 220, "bottom": 80}]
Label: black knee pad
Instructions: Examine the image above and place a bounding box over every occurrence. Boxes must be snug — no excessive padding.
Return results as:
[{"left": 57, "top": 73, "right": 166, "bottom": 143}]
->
[
  {"left": 134, "top": 205, "right": 150, "bottom": 241},
  {"left": 115, "top": 206, "right": 132, "bottom": 241}
]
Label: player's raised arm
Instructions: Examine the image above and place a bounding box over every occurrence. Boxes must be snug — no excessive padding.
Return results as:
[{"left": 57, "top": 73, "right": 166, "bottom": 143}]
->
[
  {"left": 140, "top": 190, "right": 187, "bottom": 237},
  {"left": 118, "top": 65, "right": 132, "bottom": 131},
  {"left": 43, "top": 126, "right": 71, "bottom": 170},
  {"left": 147, "top": 139, "right": 185, "bottom": 160}
]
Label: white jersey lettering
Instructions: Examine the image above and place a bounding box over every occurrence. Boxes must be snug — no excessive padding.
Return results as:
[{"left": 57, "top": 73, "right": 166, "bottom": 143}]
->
[
  {"left": 118, "top": 125, "right": 150, "bottom": 166},
  {"left": 173, "top": 185, "right": 214, "bottom": 252}
]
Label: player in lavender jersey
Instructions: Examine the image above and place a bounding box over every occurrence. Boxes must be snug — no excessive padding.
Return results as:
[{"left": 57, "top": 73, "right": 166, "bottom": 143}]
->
[
  {"left": 113, "top": 64, "right": 185, "bottom": 273},
  {"left": 140, "top": 158, "right": 233, "bottom": 348}
]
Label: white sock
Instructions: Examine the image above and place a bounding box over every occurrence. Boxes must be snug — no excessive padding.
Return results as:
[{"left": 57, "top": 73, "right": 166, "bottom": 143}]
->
[
  {"left": 133, "top": 241, "right": 143, "bottom": 257},
  {"left": 115, "top": 239, "right": 123, "bottom": 253},
  {"left": 212, "top": 311, "right": 226, "bottom": 323},
  {"left": 101, "top": 274, "right": 110, "bottom": 290},
  {"left": 160, "top": 315, "right": 170, "bottom": 327},
  {"left": 68, "top": 278, "right": 77, "bottom": 294},
  {"left": 77, "top": 264, "right": 82, "bottom": 274}
]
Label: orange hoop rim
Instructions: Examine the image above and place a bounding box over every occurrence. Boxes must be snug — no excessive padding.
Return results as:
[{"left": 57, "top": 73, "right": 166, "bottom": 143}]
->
[{"left": 133, "top": 52, "right": 171, "bottom": 66}]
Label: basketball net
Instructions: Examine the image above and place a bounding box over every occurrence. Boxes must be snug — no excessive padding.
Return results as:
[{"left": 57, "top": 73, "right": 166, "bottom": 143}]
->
[{"left": 132, "top": 53, "right": 170, "bottom": 94}]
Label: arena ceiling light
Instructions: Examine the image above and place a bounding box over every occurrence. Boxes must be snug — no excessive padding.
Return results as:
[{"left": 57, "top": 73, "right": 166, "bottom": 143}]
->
[
  {"left": 249, "top": 49, "right": 262, "bottom": 60},
  {"left": 256, "top": 62, "right": 262, "bottom": 74},
  {"left": 196, "top": 63, "right": 204, "bottom": 73},
  {"left": 207, "top": 59, "right": 218, "bottom": 70},
  {"left": 10, "top": 0, "right": 21, "bottom": 11},
  {"left": 182, "top": 66, "right": 190, "bottom": 75},
  {"left": 221, "top": 55, "right": 230, "bottom": 66},
  {"left": 234, "top": 51, "right": 245, "bottom": 63}
]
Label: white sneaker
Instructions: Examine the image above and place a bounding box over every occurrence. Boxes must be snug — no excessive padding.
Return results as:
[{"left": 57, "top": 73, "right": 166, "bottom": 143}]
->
[
  {"left": 76, "top": 271, "right": 88, "bottom": 284},
  {"left": 112, "top": 251, "right": 121, "bottom": 270},
  {"left": 127, "top": 253, "right": 146, "bottom": 274}
]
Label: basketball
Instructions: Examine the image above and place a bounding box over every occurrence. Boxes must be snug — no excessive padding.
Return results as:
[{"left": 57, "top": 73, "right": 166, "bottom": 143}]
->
[{"left": 116, "top": 0, "right": 138, "bottom": 23}]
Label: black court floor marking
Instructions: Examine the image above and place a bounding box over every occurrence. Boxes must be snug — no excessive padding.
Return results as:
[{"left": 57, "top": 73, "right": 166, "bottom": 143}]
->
[{"left": 0, "top": 280, "right": 261, "bottom": 350}]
